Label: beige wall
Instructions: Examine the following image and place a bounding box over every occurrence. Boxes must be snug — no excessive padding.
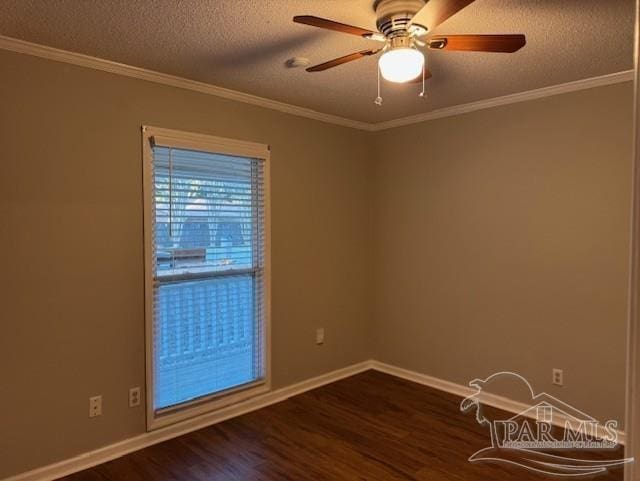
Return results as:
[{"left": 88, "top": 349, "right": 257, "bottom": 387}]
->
[
  {"left": 372, "top": 82, "right": 634, "bottom": 423},
  {"left": 1, "top": 47, "right": 634, "bottom": 479},
  {"left": 0, "top": 50, "right": 374, "bottom": 478}
]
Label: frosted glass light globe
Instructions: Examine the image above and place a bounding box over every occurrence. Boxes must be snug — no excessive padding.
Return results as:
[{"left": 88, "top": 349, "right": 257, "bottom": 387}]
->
[{"left": 378, "top": 48, "right": 425, "bottom": 83}]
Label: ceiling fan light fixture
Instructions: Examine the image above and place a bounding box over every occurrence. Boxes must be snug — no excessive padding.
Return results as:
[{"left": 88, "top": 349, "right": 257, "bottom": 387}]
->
[{"left": 378, "top": 47, "right": 424, "bottom": 83}]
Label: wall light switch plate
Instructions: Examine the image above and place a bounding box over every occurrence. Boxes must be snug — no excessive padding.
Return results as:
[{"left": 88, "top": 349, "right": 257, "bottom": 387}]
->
[{"left": 316, "top": 328, "right": 325, "bottom": 345}]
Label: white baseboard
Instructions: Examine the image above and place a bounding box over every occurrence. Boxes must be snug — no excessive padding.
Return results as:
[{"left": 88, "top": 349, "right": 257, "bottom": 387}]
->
[
  {"left": 369, "top": 361, "right": 626, "bottom": 446},
  {"left": 371, "top": 360, "right": 476, "bottom": 398},
  {"left": 3, "top": 360, "right": 374, "bottom": 481},
  {"left": 4, "top": 359, "right": 625, "bottom": 481}
]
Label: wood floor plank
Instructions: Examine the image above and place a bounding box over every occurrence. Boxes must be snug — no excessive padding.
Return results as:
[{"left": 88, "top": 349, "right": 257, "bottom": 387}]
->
[{"left": 56, "top": 370, "right": 624, "bottom": 481}]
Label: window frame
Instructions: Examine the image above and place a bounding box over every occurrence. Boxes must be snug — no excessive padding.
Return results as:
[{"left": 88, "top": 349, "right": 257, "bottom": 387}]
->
[{"left": 142, "top": 126, "right": 271, "bottom": 431}]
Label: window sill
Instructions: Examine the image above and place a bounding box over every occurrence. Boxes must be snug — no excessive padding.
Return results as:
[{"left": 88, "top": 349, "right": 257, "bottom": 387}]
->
[{"left": 147, "top": 380, "right": 270, "bottom": 431}]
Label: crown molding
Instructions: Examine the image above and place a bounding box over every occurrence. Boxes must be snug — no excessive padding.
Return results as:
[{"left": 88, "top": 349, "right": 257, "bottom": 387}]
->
[
  {"left": 0, "top": 35, "right": 634, "bottom": 132},
  {"left": 0, "top": 35, "right": 372, "bottom": 131},
  {"left": 370, "top": 69, "right": 635, "bottom": 131}
]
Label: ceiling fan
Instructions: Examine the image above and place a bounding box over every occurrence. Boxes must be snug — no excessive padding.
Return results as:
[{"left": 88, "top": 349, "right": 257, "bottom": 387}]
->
[{"left": 293, "top": 0, "right": 526, "bottom": 94}]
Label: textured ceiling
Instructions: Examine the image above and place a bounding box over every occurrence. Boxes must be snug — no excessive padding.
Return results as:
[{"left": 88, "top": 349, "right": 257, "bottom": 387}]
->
[{"left": 0, "top": 0, "right": 634, "bottom": 123}]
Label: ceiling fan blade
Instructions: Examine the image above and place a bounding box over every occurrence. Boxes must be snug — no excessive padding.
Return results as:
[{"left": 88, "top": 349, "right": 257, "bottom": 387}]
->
[
  {"left": 408, "top": 69, "right": 433, "bottom": 82},
  {"left": 410, "top": 0, "right": 476, "bottom": 32},
  {"left": 307, "top": 49, "right": 381, "bottom": 72},
  {"left": 427, "top": 34, "right": 526, "bottom": 52},
  {"left": 293, "top": 15, "right": 377, "bottom": 38}
]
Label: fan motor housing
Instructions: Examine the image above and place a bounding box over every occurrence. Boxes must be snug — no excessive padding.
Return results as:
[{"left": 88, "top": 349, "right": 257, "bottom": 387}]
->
[{"left": 374, "top": 0, "right": 427, "bottom": 38}]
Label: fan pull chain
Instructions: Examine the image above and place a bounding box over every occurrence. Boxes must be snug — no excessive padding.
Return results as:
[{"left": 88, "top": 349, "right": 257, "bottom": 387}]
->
[
  {"left": 419, "top": 62, "right": 427, "bottom": 99},
  {"left": 375, "top": 65, "right": 383, "bottom": 106}
]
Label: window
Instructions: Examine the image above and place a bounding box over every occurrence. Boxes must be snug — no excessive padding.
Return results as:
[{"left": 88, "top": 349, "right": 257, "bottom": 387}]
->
[{"left": 142, "top": 127, "right": 270, "bottom": 429}]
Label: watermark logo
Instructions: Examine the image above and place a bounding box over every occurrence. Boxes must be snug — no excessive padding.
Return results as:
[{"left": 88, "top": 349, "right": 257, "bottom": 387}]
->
[{"left": 460, "top": 372, "right": 633, "bottom": 476}]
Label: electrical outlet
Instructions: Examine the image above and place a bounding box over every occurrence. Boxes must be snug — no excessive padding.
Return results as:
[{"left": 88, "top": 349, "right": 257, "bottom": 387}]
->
[
  {"left": 89, "top": 395, "right": 102, "bottom": 418},
  {"left": 316, "top": 328, "right": 325, "bottom": 345},
  {"left": 129, "top": 387, "right": 141, "bottom": 408},
  {"left": 552, "top": 368, "right": 563, "bottom": 386}
]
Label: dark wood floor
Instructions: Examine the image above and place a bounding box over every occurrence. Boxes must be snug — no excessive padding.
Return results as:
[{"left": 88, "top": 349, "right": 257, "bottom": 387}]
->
[{"left": 59, "top": 370, "right": 624, "bottom": 480}]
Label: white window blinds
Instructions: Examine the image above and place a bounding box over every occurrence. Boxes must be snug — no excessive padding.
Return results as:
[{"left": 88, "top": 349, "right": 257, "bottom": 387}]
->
[{"left": 148, "top": 139, "right": 266, "bottom": 416}]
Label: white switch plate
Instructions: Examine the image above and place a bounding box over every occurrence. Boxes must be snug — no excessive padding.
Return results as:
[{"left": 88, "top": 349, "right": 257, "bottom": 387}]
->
[
  {"left": 89, "top": 395, "right": 102, "bottom": 417},
  {"left": 129, "top": 387, "right": 141, "bottom": 408},
  {"left": 316, "top": 328, "right": 325, "bottom": 345},
  {"left": 552, "top": 368, "right": 563, "bottom": 386}
]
